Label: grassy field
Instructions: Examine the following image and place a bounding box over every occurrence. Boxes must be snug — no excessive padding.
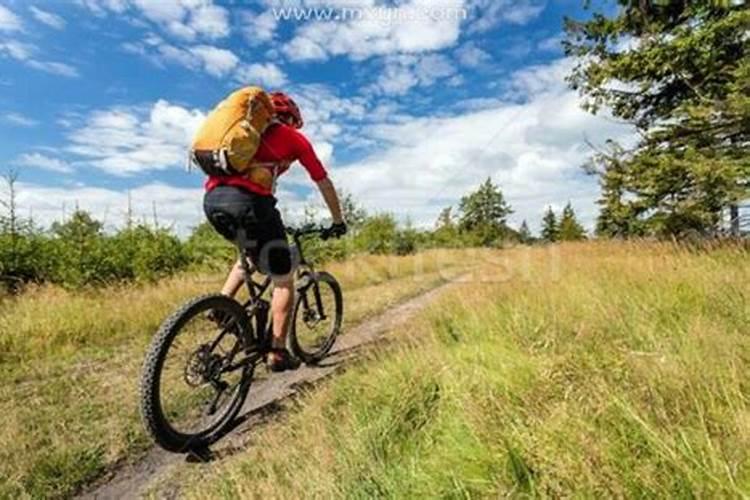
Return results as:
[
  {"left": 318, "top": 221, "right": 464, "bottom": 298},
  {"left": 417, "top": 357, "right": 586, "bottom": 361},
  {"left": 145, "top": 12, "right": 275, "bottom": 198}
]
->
[
  {"left": 0, "top": 249, "right": 477, "bottom": 499},
  {"left": 169, "top": 241, "right": 750, "bottom": 498}
]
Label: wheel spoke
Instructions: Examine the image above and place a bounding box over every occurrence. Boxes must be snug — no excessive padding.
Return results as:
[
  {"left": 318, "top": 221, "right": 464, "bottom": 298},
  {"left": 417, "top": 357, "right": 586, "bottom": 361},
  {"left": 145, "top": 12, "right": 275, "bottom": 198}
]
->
[
  {"left": 292, "top": 275, "right": 341, "bottom": 362},
  {"left": 152, "top": 298, "right": 251, "bottom": 439}
]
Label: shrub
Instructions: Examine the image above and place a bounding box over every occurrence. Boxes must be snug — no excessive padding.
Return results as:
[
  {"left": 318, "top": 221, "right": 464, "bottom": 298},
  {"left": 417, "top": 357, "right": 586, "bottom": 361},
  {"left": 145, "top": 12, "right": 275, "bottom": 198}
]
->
[{"left": 355, "top": 214, "right": 398, "bottom": 255}]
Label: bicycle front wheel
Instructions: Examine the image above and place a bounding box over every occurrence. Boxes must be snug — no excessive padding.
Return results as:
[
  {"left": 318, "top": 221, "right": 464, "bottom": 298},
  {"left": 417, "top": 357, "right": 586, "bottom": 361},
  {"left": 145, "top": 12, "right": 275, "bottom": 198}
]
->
[
  {"left": 289, "top": 272, "right": 343, "bottom": 364},
  {"left": 140, "top": 294, "right": 255, "bottom": 452}
]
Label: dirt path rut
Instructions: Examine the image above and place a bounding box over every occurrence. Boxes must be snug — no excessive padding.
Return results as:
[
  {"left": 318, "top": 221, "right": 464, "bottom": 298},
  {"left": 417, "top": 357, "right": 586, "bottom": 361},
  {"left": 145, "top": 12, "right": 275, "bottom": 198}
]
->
[{"left": 78, "top": 278, "right": 458, "bottom": 500}]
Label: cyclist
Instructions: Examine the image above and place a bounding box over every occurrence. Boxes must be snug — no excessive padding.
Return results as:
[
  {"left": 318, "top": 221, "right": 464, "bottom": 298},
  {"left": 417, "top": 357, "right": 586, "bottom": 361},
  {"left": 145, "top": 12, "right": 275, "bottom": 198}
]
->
[{"left": 203, "top": 91, "right": 347, "bottom": 372}]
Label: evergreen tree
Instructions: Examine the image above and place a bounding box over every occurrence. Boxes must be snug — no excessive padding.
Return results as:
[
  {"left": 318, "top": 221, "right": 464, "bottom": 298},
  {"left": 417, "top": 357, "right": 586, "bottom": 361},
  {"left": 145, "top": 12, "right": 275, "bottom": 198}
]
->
[
  {"left": 566, "top": 2, "right": 750, "bottom": 237},
  {"left": 340, "top": 192, "right": 367, "bottom": 231},
  {"left": 432, "top": 206, "right": 460, "bottom": 247},
  {"left": 435, "top": 206, "right": 455, "bottom": 230},
  {"left": 541, "top": 207, "right": 559, "bottom": 242},
  {"left": 458, "top": 177, "right": 513, "bottom": 245},
  {"left": 518, "top": 220, "right": 533, "bottom": 244},
  {"left": 558, "top": 203, "right": 587, "bottom": 241},
  {"left": 51, "top": 210, "right": 103, "bottom": 240}
]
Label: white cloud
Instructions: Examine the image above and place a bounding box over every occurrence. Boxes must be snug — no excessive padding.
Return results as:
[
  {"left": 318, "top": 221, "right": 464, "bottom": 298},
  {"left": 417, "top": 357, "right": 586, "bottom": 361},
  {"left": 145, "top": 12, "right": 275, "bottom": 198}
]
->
[
  {"left": 416, "top": 53, "right": 456, "bottom": 81},
  {"left": 0, "top": 40, "right": 34, "bottom": 60},
  {"left": 79, "top": 0, "right": 230, "bottom": 40},
  {"left": 27, "top": 59, "right": 79, "bottom": 77},
  {"left": 466, "top": 0, "right": 545, "bottom": 33},
  {"left": 289, "top": 83, "right": 367, "bottom": 147},
  {"left": 2, "top": 112, "right": 38, "bottom": 127},
  {"left": 123, "top": 36, "right": 239, "bottom": 76},
  {"left": 0, "top": 40, "right": 79, "bottom": 77},
  {"left": 29, "top": 6, "right": 66, "bottom": 30},
  {"left": 282, "top": 0, "right": 466, "bottom": 61},
  {"left": 538, "top": 33, "right": 563, "bottom": 52},
  {"left": 122, "top": 36, "right": 290, "bottom": 87},
  {"left": 15, "top": 153, "right": 73, "bottom": 173},
  {"left": 188, "top": 44, "right": 239, "bottom": 76},
  {"left": 75, "top": 0, "right": 128, "bottom": 15},
  {"left": 15, "top": 181, "right": 205, "bottom": 235},
  {"left": 124, "top": 36, "right": 287, "bottom": 84},
  {"left": 0, "top": 5, "right": 22, "bottom": 32},
  {"left": 235, "top": 62, "right": 288, "bottom": 88},
  {"left": 188, "top": 2, "right": 230, "bottom": 39},
  {"left": 240, "top": 9, "right": 279, "bottom": 45},
  {"left": 374, "top": 61, "right": 419, "bottom": 95},
  {"left": 12, "top": 179, "right": 312, "bottom": 236},
  {"left": 455, "top": 41, "right": 490, "bottom": 67},
  {"left": 370, "top": 53, "right": 457, "bottom": 95},
  {"left": 274, "top": 0, "right": 544, "bottom": 62},
  {"left": 65, "top": 100, "right": 206, "bottom": 176},
  {"left": 282, "top": 36, "right": 327, "bottom": 61},
  {"left": 332, "top": 57, "right": 633, "bottom": 231},
  {"left": 504, "top": 57, "right": 573, "bottom": 100}
]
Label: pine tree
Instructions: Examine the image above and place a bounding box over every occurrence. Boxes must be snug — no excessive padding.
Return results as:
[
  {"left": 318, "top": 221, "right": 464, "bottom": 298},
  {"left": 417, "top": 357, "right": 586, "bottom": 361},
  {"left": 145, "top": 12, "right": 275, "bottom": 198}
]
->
[
  {"left": 518, "top": 220, "right": 533, "bottom": 244},
  {"left": 435, "top": 206, "right": 455, "bottom": 230},
  {"left": 541, "top": 207, "right": 559, "bottom": 242},
  {"left": 433, "top": 206, "right": 459, "bottom": 247},
  {"left": 566, "top": 2, "right": 750, "bottom": 237},
  {"left": 458, "top": 177, "right": 513, "bottom": 245},
  {"left": 558, "top": 203, "right": 587, "bottom": 241},
  {"left": 340, "top": 192, "right": 367, "bottom": 231}
]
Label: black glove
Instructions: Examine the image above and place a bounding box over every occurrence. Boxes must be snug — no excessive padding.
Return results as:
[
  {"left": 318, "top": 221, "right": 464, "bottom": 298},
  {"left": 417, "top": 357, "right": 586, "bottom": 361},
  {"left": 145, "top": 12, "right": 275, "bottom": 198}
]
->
[{"left": 323, "top": 222, "right": 347, "bottom": 240}]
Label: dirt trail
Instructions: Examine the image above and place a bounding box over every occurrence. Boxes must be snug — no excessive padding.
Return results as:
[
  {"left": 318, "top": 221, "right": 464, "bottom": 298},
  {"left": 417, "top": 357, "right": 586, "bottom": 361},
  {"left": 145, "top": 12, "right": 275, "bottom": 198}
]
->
[{"left": 78, "top": 278, "right": 459, "bottom": 500}]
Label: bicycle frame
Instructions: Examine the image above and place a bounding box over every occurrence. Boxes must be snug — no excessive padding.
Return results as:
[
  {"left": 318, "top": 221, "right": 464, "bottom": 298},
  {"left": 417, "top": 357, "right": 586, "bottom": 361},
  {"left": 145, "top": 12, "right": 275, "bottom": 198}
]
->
[
  {"left": 235, "top": 225, "right": 323, "bottom": 351},
  {"left": 179, "top": 226, "right": 332, "bottom": 398}
]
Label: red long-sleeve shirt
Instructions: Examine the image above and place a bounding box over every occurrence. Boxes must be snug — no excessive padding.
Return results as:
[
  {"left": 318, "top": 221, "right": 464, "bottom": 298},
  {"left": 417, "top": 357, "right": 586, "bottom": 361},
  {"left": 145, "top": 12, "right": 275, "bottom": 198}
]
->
[{"left": 204, "top": 123, "right": 328, "bottom": 196}]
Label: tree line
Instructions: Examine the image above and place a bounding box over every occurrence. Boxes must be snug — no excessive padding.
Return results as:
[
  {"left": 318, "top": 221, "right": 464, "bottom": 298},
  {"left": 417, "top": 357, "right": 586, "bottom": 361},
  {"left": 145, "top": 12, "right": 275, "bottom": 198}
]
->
[
  {"left": 432, "top": 178, "right": 587, "bottom": 246},
  {"left": 0, "top": 172, "right": 587, "bottom": 291}
]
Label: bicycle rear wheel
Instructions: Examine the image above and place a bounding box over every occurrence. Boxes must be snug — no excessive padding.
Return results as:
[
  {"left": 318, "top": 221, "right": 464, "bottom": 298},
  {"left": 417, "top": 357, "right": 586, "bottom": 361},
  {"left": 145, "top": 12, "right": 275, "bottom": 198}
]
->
[
  {"left": 289, "top": 272, "right": 343, "bottom": 364},
  {"left": 140, "top": 294, "right": 255, "bottom": 452}
]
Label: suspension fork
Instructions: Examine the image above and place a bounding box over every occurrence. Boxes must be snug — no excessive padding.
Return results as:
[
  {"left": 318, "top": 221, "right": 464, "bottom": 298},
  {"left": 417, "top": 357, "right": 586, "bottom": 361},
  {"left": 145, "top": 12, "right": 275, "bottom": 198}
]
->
[{"left": 299, "top": 271, "right": 327, "bottom": 320}]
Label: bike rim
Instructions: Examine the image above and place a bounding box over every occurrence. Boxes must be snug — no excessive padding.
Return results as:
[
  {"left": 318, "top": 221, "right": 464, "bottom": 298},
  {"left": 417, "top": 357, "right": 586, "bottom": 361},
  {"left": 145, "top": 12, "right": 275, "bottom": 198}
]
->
[
  {"left": 157, "top": 308, "right": 247, "bottom": 437},
  {"left": 294, "top": 279, "right": 339, "bottom": 356}
]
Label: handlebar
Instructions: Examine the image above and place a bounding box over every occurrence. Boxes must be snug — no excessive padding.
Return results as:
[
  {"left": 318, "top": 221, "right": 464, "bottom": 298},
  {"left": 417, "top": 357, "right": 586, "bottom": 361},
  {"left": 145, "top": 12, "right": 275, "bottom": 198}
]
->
[{"left": 286, "top": 224, "right": 327, "bottom": 238}]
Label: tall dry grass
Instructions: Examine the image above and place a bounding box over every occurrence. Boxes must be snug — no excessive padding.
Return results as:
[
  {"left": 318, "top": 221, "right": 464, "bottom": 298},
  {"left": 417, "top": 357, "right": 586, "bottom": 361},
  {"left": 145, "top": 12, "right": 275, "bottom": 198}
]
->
[
  {"left": 0, "top": 249, "right": 475, "bottom": 499},
  {"left": 176, "top": 241, "right": 749, "bottom": 498}
]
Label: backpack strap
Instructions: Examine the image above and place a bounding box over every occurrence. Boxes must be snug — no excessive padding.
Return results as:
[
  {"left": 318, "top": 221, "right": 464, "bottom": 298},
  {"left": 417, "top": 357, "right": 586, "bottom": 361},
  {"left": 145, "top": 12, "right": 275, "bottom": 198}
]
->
[
  {"left": 247, "top": 161, "right": 291, "bottom": 193},
  {"left": 192, "top": 149, "right": 239, "bottom": 177}
]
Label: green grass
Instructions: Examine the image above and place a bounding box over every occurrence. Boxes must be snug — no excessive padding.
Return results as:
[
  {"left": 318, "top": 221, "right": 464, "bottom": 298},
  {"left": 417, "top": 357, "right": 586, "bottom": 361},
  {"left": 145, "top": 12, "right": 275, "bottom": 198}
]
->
[
  {"left": 174, "top": 241, "right": 749, "bottom": 499},
  {"left": 0, "top": 249, "right": 475, "bottom": 499}
]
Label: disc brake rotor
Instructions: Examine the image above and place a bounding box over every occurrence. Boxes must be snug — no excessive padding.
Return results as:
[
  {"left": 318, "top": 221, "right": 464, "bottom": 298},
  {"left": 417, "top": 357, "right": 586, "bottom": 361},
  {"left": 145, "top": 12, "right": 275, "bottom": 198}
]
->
[
  {"left": 184, "top": 344, "right": 225, "bottom": 387},
  {"left": 303, "top": 307, "right": 321, "bottom": 328}
]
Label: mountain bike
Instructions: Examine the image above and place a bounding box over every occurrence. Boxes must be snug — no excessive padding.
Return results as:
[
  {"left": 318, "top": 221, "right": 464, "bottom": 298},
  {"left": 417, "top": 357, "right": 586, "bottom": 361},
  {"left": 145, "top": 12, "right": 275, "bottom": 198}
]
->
[{"left": 139, "top": 225, "right": 343, "bottom": 453}]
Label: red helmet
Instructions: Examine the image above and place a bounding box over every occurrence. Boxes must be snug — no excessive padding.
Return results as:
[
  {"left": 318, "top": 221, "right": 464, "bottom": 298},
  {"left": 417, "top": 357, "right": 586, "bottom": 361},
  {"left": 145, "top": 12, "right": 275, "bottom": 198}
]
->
[{"left": 270, "top": 91, "right": 303, "bottom": 129}]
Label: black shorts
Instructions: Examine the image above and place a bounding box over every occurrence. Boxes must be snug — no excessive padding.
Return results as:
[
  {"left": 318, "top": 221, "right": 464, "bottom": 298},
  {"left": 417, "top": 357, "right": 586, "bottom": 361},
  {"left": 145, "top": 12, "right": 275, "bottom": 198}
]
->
[{"left": 203, "top": 185, "right": 292, "bottom": 276}]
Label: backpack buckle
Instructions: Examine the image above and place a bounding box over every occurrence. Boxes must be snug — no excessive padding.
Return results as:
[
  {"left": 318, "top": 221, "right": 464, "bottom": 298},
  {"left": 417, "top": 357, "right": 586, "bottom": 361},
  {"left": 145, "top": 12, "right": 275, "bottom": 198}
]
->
[{"left": 193, "top": 149, "right": 238, "bottom": 176}]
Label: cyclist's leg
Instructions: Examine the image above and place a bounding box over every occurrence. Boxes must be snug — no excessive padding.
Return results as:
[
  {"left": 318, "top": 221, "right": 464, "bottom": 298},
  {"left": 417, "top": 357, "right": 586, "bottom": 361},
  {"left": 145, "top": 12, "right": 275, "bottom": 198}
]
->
[
  {"left": 255, "top": 219, "right": 294, "bottom": 348},
  {"left": 251, "top": 199, "right": 297, "bottom": 366},
  {"left": 219, "top": 259, "right": 245, "bottom": 297},
  {"left": 270, "top": 273, "right": 294, "bottom": 349}
]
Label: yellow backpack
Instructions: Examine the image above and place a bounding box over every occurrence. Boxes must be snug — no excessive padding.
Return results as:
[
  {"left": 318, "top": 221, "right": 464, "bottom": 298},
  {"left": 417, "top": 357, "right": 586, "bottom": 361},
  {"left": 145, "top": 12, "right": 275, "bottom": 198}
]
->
[{"left": 191, "top": 86, "right": 275, "bottom": 177}]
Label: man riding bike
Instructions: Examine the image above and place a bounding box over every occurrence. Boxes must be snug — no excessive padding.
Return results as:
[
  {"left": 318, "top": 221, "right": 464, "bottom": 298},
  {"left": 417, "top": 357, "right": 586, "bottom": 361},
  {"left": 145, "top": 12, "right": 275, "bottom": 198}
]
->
[{"left": 202, "top": 91, "right": 347, "bottom": 372}]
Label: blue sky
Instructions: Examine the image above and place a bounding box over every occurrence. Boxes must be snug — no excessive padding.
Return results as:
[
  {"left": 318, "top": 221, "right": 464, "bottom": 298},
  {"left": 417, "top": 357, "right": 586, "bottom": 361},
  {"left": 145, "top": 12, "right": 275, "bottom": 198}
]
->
[{"left": 0, "top": 0, "right": 629, "bottom": 235}]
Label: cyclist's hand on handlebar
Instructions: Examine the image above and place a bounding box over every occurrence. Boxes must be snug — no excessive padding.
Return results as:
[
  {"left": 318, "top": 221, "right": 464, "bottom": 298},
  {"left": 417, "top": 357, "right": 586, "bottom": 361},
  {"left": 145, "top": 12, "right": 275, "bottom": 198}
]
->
[{"left": 322, "top": 222, "right": 347, "bottom": 240}]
